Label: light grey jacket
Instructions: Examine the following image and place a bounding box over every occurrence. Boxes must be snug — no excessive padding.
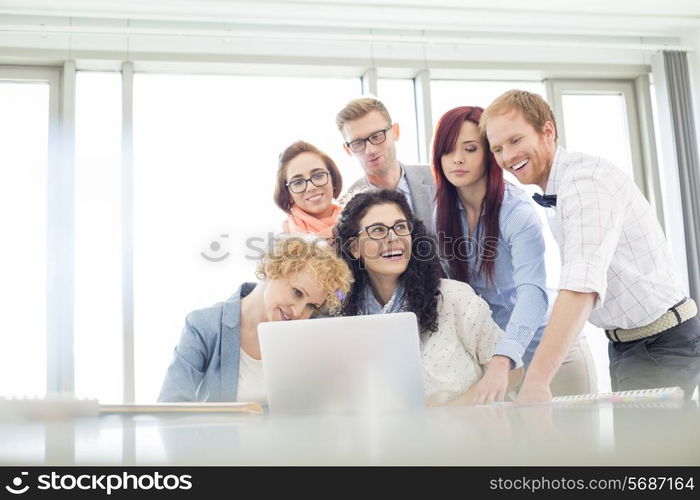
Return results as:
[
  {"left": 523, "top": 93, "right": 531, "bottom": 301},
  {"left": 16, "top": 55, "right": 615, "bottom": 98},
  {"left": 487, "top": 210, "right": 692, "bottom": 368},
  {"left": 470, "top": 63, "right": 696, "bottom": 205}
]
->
[
  {"left": 345, "top": 162, "right": 436, "bottom": 234},
  {"left": 158, "top": 283, "right": 256, "bottom": 402}
]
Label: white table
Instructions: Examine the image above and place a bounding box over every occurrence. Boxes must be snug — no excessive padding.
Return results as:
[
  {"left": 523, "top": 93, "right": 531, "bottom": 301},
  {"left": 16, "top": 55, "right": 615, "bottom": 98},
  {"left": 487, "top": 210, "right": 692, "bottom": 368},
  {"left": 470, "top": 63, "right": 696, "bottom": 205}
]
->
[{"left": 1, "top": 403, "right": 698, "bottom": 466}]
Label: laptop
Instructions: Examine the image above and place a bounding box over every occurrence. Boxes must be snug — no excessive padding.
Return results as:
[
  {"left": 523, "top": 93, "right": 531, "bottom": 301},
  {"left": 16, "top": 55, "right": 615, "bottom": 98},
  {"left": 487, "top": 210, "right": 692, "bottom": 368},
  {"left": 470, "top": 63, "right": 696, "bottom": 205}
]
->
[{"left": 258, "top": 312, "right": 425, "bottom": 415}]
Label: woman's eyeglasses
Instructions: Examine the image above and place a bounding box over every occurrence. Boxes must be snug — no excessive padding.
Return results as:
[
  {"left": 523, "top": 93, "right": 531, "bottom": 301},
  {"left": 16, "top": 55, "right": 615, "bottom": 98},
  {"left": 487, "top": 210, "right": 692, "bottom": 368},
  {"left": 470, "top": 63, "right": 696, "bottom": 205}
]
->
[
  {"left": 286, "top": 171, "right": 330, "bottom": 194},
  {"left": 357, "top": 220, "right": 414, "bottom": 240}
]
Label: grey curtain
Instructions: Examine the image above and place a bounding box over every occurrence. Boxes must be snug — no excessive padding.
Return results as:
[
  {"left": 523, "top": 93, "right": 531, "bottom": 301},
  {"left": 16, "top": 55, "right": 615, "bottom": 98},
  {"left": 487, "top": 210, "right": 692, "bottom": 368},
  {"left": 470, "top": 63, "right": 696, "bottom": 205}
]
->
[{"left": 664, "top": 50, "right": 700, "bottom": 301}]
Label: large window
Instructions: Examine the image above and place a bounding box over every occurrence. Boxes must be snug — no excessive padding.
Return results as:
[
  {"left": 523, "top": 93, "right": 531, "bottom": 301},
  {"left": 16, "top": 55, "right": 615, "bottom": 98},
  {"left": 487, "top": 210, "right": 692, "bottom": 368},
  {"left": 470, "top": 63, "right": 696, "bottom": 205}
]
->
[
  {"left": 1, "top": 64, "right": 669, "bottom": 401},
  {"left": 74, "top": 71, "right": 123, "bottom": 403},
  {"left": 430, "top": 80, "right": 547, "bottom": 128},
  {"left": 561, "top": 94, "right": 633, "bottom": 174},
  {"left": 548, "top": 80, "right": 646, "bottom": 188},
  {"left": 0, "top": 73, "right": 52, "bottom": 397},
  {"left": 377, "top": 79, "right": 420, "bottom": 165},
  {"left": 132, "top": 74, "right": 360, "bottom": 401}
]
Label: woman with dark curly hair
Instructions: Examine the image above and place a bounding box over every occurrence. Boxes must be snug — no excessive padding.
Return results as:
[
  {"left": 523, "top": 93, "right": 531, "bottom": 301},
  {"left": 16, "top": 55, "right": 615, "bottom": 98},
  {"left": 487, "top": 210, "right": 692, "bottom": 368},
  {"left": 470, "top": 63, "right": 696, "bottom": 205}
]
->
[{"left": 334, "top": 189, "right": 520, "bottom": 405}]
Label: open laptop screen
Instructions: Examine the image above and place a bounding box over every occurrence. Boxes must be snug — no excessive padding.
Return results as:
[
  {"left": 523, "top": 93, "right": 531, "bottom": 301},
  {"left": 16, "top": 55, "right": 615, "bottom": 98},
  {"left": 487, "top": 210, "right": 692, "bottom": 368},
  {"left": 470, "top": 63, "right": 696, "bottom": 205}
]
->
[{"left": 258, "top": 312, "right": 425, "bottom": 415}]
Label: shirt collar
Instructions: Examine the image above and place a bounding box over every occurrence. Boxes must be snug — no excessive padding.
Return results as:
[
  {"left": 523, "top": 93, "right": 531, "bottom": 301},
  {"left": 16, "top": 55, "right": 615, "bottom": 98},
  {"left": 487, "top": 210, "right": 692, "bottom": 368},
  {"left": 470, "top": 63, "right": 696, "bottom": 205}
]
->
[
  {"left": 368, "top": 164, "right": 409, "bottom": 194},
  {"left": 222, "top": 282, "right": 256, "bottom": 329},
  {"left": 544, "top": 145, "right": 565, "bottom": 196},
  {"left": 396, "top": 164, "right": 410, "bottom": 194}
]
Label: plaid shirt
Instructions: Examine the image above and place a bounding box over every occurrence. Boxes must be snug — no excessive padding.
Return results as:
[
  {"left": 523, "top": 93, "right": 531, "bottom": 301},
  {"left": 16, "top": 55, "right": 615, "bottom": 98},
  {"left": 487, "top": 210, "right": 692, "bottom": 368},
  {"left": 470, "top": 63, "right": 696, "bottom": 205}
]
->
[{"left": 543, "top": 146, "right": 685, "bottom": 330}]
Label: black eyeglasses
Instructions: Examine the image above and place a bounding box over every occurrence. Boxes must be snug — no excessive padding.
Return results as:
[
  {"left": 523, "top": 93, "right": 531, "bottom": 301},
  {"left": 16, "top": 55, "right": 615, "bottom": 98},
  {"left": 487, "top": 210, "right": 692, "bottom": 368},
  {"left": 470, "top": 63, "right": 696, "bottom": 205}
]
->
[
  {"left": 345, "top": 124, "right": 393, "bottom": 153},
  {"left": 357, "top": 220, "right": 414, "bottom": 240},
  {"left": 286, "top": 171, "right": 330, "bottom": 194}
]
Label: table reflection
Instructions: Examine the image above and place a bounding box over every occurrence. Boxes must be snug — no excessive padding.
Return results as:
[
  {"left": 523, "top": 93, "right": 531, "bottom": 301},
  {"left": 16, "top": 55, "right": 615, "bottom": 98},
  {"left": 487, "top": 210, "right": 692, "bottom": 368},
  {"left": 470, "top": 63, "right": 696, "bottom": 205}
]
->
[{"left": 0, "top": 402, "right": 697, "bottom": 465}]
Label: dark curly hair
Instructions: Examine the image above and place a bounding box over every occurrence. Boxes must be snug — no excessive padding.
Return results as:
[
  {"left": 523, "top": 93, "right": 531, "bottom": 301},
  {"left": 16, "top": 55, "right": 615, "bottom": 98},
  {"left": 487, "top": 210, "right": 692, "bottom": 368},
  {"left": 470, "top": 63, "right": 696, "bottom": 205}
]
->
[{"left": 332, "top": 189, "right": 443, "bottom": 334}]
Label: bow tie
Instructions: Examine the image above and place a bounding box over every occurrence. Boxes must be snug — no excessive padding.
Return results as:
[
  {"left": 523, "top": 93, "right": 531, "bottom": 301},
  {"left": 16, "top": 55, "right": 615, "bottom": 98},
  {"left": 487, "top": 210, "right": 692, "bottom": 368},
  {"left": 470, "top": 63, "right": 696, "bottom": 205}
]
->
[{"left": 532, "top": 193, "right": 557, "bottom": 208}]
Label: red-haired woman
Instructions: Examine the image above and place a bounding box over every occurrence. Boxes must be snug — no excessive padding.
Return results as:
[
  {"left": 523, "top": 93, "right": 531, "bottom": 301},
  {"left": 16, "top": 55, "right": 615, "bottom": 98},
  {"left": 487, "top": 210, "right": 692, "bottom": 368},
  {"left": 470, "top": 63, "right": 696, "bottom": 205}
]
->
[{"left": 432, "top": 106, "right": 596, "bottom": 403}]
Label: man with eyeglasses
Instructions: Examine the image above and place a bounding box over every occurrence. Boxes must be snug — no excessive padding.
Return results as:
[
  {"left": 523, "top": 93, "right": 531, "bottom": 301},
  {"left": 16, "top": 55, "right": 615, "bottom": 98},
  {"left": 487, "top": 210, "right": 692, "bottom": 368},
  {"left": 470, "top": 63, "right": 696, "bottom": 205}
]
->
[{"left": 335, "top": 96, "right": 436, "bottom": 233}]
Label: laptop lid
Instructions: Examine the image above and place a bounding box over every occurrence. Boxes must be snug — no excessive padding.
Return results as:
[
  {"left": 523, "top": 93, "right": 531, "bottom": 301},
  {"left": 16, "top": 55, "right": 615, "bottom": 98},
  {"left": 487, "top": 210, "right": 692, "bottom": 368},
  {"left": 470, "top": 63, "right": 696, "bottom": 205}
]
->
[{"left": 258, "top": 312, "right": 425, "bottom": 415}]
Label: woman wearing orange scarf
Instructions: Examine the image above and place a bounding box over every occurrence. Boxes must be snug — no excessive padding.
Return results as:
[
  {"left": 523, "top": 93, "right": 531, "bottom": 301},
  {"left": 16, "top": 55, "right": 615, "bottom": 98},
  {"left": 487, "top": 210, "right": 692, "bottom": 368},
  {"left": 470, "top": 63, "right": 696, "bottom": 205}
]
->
[{"left": 274, "top": 141, "right": 343, "bottom": 239}]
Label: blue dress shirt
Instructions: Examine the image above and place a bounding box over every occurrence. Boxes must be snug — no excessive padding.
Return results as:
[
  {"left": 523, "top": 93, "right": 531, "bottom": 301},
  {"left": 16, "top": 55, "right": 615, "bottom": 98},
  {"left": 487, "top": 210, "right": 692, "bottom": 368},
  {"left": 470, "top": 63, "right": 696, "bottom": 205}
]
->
[{"left": 445, "top": 183, "right": 551, "bottom": 368}]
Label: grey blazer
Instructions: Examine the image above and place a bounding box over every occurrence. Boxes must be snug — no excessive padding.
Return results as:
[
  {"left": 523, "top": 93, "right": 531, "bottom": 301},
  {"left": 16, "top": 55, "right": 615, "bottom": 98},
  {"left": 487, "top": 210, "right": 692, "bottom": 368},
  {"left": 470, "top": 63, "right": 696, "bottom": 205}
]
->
[
  {"left": 158, "top": 283, "right": 256, "bottom": 402},
  {"left": 345, "top": 163, "right": 436, "bottom": 233}
]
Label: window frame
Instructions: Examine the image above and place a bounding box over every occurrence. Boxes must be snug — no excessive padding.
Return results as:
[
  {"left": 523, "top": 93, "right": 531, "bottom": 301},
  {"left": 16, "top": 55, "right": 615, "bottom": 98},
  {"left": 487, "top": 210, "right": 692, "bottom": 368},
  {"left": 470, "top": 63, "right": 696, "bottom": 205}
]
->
[
  {"left": 0, "top": 63, "right": 675, "bottom": 402},
  {"left": 546, "top": 78, "right": 664, "bottom": 224},
  {"left": 0, "top": 65, "right": 70, "bottom": 395}
]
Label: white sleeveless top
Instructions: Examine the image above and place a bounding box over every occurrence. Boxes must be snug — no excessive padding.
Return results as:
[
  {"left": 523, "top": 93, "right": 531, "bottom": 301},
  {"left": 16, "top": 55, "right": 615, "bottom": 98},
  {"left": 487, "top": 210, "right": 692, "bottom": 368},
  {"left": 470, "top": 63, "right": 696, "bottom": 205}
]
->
[{"left": 236, "top": 348, "right": 268, "bottom": 405}]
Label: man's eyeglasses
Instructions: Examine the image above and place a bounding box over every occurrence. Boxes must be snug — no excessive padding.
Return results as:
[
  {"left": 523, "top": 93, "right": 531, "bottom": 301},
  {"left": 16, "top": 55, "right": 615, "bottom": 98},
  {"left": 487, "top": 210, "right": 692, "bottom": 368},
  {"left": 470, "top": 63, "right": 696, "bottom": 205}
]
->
[
  {"left": 345, "top": 124, "right": 393, "bottom": 153},
  {"left": 286, "top": 171, "right": 330, "bottom": 194},
  {"left": 357, "top": 220, "right": 414, "bottom": 240}
]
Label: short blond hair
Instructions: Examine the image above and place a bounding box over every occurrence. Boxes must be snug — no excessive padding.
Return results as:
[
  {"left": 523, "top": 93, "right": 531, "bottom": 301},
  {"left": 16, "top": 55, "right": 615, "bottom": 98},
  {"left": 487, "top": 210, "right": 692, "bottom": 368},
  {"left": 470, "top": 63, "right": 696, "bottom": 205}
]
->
[
  {"left": 256, "top": 236, "right": 352, "bottom": 313},
  {"left": 335, "top": 96, "right": 392, "bottom": 132},
  {"left": 480, "top": 89, "right": 558, "bottom": 141}
]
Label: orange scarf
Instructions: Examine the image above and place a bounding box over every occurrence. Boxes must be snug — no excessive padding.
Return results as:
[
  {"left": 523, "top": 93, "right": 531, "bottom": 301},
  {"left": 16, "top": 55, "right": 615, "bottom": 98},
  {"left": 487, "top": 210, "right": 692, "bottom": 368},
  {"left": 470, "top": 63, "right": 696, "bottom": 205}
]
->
[{"left": 282, "top": 203, "right": 340, "bottom": 239}]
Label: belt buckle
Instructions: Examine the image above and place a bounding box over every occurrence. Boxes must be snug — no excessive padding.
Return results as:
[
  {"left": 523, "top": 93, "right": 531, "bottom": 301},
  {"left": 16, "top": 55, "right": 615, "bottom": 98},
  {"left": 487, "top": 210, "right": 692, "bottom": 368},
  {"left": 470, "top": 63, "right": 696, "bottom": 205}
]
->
[{"left": 606, "top": 328, "right": 620, "bottom": 343}]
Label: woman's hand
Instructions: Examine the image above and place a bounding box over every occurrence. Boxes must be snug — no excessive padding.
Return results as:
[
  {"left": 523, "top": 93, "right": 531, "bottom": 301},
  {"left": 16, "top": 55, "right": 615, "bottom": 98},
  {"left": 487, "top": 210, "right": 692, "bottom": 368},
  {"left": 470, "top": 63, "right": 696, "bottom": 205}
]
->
[
  {"left": 443, "top": 386, "right": 480, "bottom": 406},
  {"left": 471, "top": 356, "right": 512, "bottom": 405},
  {"left": 424, "top": 396, "right": 439, "bottom": 407},
  {"left": 440, "top": 356, "right": 512, "bottom": 406}
]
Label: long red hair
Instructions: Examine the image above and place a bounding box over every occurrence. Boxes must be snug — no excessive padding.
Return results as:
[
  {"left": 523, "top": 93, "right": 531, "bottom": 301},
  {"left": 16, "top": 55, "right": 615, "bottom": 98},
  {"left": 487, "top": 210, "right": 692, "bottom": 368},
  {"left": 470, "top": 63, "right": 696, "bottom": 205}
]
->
[{"left": 431, "top": 106, "right": 504, "bottom": 284}]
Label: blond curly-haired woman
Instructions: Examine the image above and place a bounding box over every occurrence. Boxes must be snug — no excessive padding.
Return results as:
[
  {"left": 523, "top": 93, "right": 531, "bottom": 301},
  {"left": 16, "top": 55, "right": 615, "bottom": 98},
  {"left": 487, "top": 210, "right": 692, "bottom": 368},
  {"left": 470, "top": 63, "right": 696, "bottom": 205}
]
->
[{"left": 159, "top": 236, "right": 352, "bottom": 403}]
